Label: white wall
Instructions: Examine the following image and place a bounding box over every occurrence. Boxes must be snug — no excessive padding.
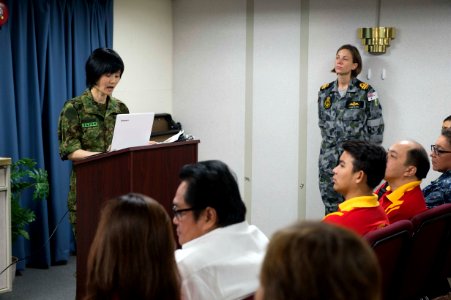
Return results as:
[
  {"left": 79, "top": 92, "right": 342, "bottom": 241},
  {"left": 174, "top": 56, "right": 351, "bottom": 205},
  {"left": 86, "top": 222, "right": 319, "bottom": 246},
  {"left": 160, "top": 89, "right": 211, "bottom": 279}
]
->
[
  {"left": 172, "top": 0, "right": 247, "bottom": 200},
  {"left": 172, "top": 0, "right": 302, "bottom": 236},
  {"left": 113, "top": 0, "right": 173, "bottom": 114},
  {"left": 250, "top": 0, "right": 301, "bottom": 235},
  {"left": 305, "top": 0, "right": 451, "bottom": 220},
  {"left": 115, "top": 0, "right": 451, "bottom": 236}
]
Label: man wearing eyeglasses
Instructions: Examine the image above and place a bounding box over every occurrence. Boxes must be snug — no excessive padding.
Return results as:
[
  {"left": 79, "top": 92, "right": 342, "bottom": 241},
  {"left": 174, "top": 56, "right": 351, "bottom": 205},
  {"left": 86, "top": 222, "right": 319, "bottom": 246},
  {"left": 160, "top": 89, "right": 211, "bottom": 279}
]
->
[
  {"left": 423, "top": 128, "right": 451, "bottom": 208},
  {"left": 172, "top": 160, "right": 268, "bottom": 300},
  {"left": 378, "top": 140, "right": 429, "bottom": 223}
]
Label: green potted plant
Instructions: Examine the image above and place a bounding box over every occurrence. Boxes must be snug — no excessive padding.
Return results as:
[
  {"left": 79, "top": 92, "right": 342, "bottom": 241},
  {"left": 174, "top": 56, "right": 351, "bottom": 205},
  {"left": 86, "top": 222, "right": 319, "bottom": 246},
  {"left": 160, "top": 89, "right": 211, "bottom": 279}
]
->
[{"left": 11, "top": 158, "right": 49, "bottom": 243}]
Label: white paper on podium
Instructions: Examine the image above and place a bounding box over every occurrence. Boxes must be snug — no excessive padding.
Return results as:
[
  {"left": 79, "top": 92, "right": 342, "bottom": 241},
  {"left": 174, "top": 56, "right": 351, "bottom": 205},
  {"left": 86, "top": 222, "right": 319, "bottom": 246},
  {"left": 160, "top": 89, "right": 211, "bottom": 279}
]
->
[
  {"left": 160, "top": 130, "right": 184, "bottom": 144},
  {"left": 110, "top": 112, "right": 155, "bottom": 151}
]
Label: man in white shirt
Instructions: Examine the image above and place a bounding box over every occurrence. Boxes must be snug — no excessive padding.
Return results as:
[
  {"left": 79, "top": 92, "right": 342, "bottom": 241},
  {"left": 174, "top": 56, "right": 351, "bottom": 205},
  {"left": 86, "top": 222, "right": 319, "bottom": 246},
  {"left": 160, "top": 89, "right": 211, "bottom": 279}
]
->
[{"left": 173, "top": 160, "right": 268, "bottom": 300}]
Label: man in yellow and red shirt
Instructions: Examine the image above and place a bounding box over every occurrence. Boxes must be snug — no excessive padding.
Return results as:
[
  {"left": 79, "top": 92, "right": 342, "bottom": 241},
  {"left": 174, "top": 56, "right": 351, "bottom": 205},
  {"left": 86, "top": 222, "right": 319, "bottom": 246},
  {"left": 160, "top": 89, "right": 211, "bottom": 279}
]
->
[
  {"left": 379, "top": 140, "right": 429, "bottom": 223},
  {"left": 323, "top": 140, "right": 389, "bottom": 235}
]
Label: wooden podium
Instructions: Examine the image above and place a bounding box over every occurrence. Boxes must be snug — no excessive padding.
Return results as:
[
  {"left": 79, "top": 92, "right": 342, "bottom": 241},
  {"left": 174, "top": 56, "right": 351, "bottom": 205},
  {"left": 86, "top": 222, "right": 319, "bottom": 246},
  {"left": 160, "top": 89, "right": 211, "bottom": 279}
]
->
[{"left": 74, "top": 140, "right": 199, "bottom": 299}]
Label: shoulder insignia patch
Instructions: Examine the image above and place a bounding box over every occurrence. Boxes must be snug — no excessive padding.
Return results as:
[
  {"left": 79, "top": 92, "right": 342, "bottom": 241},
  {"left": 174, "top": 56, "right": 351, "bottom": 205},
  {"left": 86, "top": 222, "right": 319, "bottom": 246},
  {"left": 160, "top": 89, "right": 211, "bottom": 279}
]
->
[
  {"left": 359, "top": 82, "right": 369, "bottom": 90},
  {"left": 320, "top": 83, "right": 330, "bottom": 90},
  {"left": 324, "top": 96, "right": 331, "bottom": 109}
]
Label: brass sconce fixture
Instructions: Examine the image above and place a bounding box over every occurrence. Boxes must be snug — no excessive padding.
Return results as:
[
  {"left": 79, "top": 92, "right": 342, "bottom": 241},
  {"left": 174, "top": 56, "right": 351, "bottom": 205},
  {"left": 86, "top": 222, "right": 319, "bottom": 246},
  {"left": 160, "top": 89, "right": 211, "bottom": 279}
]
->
[{"left": 358, "top": 0, "right": 395, "bottom": 54}]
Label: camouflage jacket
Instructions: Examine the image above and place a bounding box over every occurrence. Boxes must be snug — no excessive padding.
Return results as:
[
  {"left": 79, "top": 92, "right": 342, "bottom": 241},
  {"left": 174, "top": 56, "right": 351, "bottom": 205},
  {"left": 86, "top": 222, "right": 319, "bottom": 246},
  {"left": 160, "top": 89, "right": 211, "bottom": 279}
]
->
[
  {"left": 318, "top": 78, "right": 384, "bottom": 149},
  {"left": 58, "top": 89, "right": 129, "bottom": 160},
  {"left": 423, "top": 170, "right": 451, "bottom": 208}
]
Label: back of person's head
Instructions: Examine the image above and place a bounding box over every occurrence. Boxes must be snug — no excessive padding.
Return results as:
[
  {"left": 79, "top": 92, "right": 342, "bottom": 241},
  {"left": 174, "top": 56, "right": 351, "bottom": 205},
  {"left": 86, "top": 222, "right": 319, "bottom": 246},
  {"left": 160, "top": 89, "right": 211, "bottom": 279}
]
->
[
  {"left": 342, "top": 140, "right": 386, "bottom": 189},
  {"left": 442, "top": 115, "right": 451, "bottom": 129},
  {"left": 405, "top": 141, "right": 430, "bottom": 180},
  {"left": 258, "top": 221, "right": 381, "bottom": 300},
  {"left": 179, "top": 160, "right": 246, "bottom": 227},
  {"left": 332, "top": 44, "right": 362, "bottom": 77},
  {"left": 442, "top": 127, "right": 451, "bottom": 146},
  {"left": 85, "top": 193, "right": 180, "bottom": 300},
  {"left": 85, "top": 48, "right": 124, "bottom": 89}
]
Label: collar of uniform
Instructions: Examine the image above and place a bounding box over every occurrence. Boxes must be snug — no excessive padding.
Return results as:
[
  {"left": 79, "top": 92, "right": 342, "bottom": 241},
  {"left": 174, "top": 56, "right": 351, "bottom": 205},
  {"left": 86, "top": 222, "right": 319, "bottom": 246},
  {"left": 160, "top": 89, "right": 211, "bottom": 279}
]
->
[
  {"left": 81, "top": 89, "right": 123, "bottom": 116},
  {"left": 441, "top": 169, "right": 451, "bottom": 179},
  {"left": 331, "top": 77, "right": 359, "bottom": 93},
  {"left": 386, "top": 181, "right": 421, "bottom": 202},
  {"left": 81, "top": 89, "right": 103, "bottom": 115},
  {"left": 346, "top": 77, "right": 360, "bottom": 93},
  {"left": 338, "top": 194, "right": 379, "bottom": 212},
  {"left": 430, "top": 170, "right": 451, "bottom": 186}
]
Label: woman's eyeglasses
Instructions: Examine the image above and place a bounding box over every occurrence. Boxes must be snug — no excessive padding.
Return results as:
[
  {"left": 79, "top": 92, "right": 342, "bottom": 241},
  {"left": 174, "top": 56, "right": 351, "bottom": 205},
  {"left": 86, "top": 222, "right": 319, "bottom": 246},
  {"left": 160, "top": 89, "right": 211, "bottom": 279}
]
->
[{"left": 431, "top": 144, "right": 451, "bottom": 156}]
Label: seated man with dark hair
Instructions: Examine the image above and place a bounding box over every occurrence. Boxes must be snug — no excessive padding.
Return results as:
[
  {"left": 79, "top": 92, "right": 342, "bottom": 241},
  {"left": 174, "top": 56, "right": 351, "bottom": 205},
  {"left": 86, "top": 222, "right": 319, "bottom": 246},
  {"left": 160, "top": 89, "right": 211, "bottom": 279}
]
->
[
  {"left": 379, "top": 140, "right": 429, "bottom": 223},
  {"left": 173, "top": 160, "right": 268, "bottom": 300},
  {"left": 323, "top": 140, "right": 389, "bottom": 235},
  {"left": 423, "top": 128, "right": 451, "bottom": 208}
]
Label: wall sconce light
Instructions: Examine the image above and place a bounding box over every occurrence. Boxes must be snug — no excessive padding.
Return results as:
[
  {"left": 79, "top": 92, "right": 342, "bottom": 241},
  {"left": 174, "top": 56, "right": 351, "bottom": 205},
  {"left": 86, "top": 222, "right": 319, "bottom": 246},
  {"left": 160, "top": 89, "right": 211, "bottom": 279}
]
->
[
  {"left": 358, "top": 0, "right": 395, "bottom": 54},
  {"left": 358, "top": 27, "right": 395, "bottom": 54}
]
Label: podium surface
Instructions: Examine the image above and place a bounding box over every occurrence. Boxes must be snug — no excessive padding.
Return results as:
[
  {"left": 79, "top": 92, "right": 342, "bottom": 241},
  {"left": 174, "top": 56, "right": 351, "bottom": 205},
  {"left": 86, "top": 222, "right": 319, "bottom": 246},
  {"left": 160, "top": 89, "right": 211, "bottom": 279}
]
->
[{"left": 74, "top": 140, "right": 198, "bottom": 299}]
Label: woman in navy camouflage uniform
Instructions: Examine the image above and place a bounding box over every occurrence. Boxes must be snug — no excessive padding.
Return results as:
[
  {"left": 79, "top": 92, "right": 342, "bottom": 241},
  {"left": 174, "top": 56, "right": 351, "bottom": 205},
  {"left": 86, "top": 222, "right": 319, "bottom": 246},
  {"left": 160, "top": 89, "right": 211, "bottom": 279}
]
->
[
  {"left": 318, "top": 44, "right": 384, "bottom": 214},
  {"left": 58, "top": 48, "right": 129, "bottom": 235}
]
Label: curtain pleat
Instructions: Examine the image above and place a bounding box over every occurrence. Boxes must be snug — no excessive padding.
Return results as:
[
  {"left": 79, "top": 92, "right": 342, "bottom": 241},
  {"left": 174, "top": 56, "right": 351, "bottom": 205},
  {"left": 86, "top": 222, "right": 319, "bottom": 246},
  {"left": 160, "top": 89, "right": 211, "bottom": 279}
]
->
[{"left": 0, "top": 0, "right": 113, "bottom": 270}]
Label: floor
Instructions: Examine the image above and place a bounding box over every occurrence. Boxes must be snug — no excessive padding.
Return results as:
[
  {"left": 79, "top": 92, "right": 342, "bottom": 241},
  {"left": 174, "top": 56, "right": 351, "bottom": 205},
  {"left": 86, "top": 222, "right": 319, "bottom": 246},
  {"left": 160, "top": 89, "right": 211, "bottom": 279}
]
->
[{"left": 0, "top": 256, "right": 76, "bottom": 300}]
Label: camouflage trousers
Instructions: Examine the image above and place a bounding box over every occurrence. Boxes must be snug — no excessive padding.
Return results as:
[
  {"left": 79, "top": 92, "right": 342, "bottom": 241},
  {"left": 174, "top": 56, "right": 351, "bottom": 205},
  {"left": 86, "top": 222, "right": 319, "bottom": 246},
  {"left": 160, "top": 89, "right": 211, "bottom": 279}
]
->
[
  {"left": 68, "top": 170, "right": 77, "bottom": 238},
  {"left": 318, "top": 146, "right": 344, "bottom": 215}
]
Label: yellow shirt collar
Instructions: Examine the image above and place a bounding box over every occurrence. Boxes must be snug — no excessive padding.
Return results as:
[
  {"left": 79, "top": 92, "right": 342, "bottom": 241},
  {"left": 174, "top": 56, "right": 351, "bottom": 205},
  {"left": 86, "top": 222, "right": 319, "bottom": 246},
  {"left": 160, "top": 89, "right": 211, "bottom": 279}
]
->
[
  {"left": 338, "top": 194, "right": 379, "bottom": 212},
  {"left": 386, "top": 181, "right": 421, "bottom": 202}
]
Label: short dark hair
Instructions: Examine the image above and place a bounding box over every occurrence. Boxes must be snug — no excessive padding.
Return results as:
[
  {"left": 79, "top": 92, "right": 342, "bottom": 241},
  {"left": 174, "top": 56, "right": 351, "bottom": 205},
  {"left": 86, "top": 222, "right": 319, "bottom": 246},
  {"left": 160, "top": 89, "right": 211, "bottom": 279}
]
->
[
  {"left": 342, "top": 140, "right": 387, "bottom": 189},
  {"left": 331, "top": 44, "right": 363, "bottom": 78},
  {"left": 441, "top": 128, "right": 451, "bottom": 146},
  {"left": 443, "top": 115, "right": 451, "bottom": 123},
  {"left": 405, "top": 143, "right": 430, "bottom": 180},
  {"left": 85, "top": 48, "right": 124, "bottom": 89},
  {"left": 179, "top": 160, "right": 246, "bottom": 227}
]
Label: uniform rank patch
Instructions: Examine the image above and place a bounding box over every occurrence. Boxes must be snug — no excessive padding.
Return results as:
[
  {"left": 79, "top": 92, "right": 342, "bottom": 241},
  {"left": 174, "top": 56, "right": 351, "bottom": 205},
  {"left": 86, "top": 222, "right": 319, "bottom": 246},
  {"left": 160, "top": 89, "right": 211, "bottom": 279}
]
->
[
  {"left": 367, "top": 92, "right": 378, "bottom": 101},
  {"left": 324, "top": 96, "right": 331, "bottom": 109},
  {"left": 320, "top": 83, "right": 330, "bottom": 90},
  {"left": 359, "top": 82, "right": 369, "bottom": 90},
  {"left": 345, "top": 100, "right": 363, "bottom": 109},
  {"left": 82, "top": 121, "right": 99, "bottom": 128}
]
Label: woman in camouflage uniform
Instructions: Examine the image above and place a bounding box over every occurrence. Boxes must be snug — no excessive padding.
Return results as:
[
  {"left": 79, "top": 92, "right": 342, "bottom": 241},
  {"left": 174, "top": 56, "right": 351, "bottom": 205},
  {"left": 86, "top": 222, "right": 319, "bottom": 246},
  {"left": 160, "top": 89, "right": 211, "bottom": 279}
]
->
[
  {"left": 317, "top": 44, "right": 384, "bottom": 215},
  {"left": 58, "top": 48, "right": 129, "bottom": 236}
]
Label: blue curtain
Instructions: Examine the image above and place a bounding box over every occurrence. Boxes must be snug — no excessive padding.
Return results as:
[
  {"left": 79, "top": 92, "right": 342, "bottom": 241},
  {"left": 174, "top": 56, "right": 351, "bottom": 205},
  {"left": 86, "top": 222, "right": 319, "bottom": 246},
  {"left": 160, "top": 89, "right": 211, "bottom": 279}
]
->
[{"left": 0, "top": 0, "right": 113, "bottom": 270}]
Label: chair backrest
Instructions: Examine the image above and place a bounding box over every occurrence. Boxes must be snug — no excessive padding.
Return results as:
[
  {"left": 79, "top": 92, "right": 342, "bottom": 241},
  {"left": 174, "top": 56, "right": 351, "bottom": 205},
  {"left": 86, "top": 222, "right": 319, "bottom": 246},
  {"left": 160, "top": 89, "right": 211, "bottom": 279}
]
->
[
  {"left": 363, "top": 219, "right": 413, "bottom": 300},
  {"left": 398, "top": 203, "right": 451, "bottom": 300}
]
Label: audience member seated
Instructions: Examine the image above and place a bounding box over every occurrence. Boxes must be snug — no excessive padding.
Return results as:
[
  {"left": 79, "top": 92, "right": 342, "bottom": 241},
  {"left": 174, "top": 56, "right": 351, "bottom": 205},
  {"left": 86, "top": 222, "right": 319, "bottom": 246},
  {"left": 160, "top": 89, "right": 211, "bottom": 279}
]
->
[
  {"left": 442, "top": 114, "right": 451, "bottom": 130},
  {"left": 379, "top": 140, "right": 429, "bottom": 223},
  {"left": 323, "top": 140, "right": 389, "bottom": 235},
  {"left": 84, "top": 193, "right": 181, "bottom": 300},
  {"left": 255, "top": 221, "right": 382, "bottom": 300},
  {"left": 423, "top": 128, "right": 451, "bottom": 208},
  {"left": 173, "top": 160, "right": 268, "bottom": 300}
]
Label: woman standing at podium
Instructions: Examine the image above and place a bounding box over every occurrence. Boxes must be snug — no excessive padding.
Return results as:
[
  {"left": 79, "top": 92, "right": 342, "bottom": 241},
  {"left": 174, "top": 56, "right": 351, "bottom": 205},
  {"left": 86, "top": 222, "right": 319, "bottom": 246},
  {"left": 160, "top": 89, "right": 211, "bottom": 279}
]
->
[{"left": 58, "top": 48, "right": 129, "bottom": 236}]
